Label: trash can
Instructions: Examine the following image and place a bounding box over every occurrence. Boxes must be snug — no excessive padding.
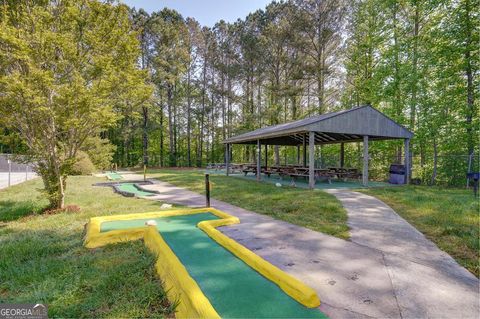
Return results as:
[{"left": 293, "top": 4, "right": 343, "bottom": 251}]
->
[{"left": 389, "top": 164, "right": 405, "bottom": 184}]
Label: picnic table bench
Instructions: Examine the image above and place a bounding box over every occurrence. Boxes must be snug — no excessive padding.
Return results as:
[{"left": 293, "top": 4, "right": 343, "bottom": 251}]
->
[
  {"left": 328, "top": 167, "right": 362, "bottom": 180},
  {"left": 242, "top": 165, "right": 259, "bottom": 176},
  {"left": 240, "top": 164, "right": 361, "bottom": 186},
  {"left": 206, "top": 163, "right": 226, "bottom": 170},
  {"left": 291, "top": 168, "right": 336, "bottom": 185}
]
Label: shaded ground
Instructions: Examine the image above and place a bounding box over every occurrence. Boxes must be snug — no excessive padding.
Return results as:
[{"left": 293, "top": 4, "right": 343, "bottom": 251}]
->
[{"left": 227, "top": 171, "right": 391, "bottom": 189}]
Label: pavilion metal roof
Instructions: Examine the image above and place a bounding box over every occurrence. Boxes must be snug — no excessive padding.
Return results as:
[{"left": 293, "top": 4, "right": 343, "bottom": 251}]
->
[{"left": 223, "top": 105, "right": 413, "bottom": 145}]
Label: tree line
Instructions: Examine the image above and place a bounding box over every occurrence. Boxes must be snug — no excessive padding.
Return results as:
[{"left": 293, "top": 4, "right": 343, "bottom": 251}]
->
[
  {"left": 0, "top": 0, "right": 478, "bottom": 208},
  {"left": 112, "top": 0, "right": 478, "bottom": 185}
]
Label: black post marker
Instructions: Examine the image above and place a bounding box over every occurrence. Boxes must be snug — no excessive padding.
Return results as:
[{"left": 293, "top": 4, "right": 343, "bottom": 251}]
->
[{"left": 205, "top": 174, "right": 210, "bottom": 207}]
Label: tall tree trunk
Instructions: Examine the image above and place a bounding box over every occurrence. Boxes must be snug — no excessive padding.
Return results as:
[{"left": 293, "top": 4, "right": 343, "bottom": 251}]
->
[
  {"left": 211, "top": 84, "right": 215, "bottom": 163},
  {"left": 221, "top": 72, "right": 226, "bottom": 141},
  {"left": 431, "top": 138, "right": 438, "bottom": 185},
  {"left": 316, "top": 9, "right": 325, "bottom": 114},
  {"left": 410, "top": 1, "right": 419, "bottom": 130},
  {"left": 142, "top": 106, "right": 148, "bottom": 166},
  {"left": 464, "top": 0, "right": 474, "bottom": 160},
  {"left": 227, "top": 75, "right": 232, "bottom": 138},
  {"left": 198, "top": 58, "right": 207, "bottom": 167},
  {"left": 393, "top": 2, "right": 403, "bottom": 163},
  {"left": 186, "top": 69, "right": 192, "bottom": 167},
  {"left": 173, "top": 84, "right": 178, "bottom": 166},
  {"left": 159, "top": 99, "right": 164, "bottom": 167},
  {"left": 167, "top": 85, "right": 176, "bottom": 167}
]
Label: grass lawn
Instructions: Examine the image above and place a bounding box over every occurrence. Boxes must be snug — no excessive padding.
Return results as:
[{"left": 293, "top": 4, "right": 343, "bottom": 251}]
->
[
  {"left": 0, "top": 176, "right": 179, "bottom": 318},
  {"left": 144, "top": 168, "right": 350, "bottom": 239},
  {"left": 359, "top": 186, "right": 479, "bottom": 277}
]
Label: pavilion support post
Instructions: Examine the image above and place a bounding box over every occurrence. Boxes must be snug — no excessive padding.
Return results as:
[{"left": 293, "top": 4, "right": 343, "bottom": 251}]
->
[
  {"left": 404, "top": 138, "right": 410, "bottom": 184},
  {"left": 340, "top": 143, "right": 345, "bottom": 168},
  {"left": 265, "top": 144, "right": 268, "bottom": 169},
  {"left": 225, "top": 143, "right": 230, "bottom": 176},
  {"left": 297, "top": 145, "right": 300, "bottom": 164},
  {"left": 363, "top": 135, "right": 369, "bottom": 187},
  {"left": 309, "top": 131, "right": 315, "bottom": 189},
  {"left": 303, "top": 134, "right": 307, "bottom": 167},
  {"left": 257, "top": 139, "right": 261, "bottom": 181}
]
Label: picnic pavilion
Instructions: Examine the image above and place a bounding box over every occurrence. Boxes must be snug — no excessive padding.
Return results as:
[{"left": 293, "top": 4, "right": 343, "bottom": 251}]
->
[{"left": 222, "top": 105, "right": 414, "bottom": 188}]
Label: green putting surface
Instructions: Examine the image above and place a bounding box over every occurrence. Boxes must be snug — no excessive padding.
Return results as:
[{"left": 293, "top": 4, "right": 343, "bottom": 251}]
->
[
  {"left": 115, "top": 183, "right": 155, "bottom": 197},
  {"left": 101, "top": 213, "right": 327, "bottom": 318},
  {"left": 106, "top": 172, "right": 123, "bottom": 180}
]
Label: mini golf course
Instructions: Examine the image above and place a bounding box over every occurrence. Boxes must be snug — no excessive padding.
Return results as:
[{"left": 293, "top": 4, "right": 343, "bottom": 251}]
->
[
  {"left": 106, "top": 171, "right": 123, "bottom": 180},
  {"left": 85, "top": 209, "right": 327, "bottom": 318},
  {"left": 115, "top": 183, "right": 156, "bottom": 197}
]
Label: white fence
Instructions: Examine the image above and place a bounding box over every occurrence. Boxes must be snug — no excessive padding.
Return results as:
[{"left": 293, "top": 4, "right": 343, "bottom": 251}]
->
[{"left": 0, "top": 154, "right": 37, "bottom": 189}]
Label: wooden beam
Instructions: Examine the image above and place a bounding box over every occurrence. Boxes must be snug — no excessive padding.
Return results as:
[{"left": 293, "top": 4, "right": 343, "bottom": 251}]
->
[
  {"left": 257, "top": 139, "right": 261, "bottom": 181},
  {"left": 264, "top": 144, "right": 268, "bottom": 169},
  {"left": 314, "top": 134, "right": 329, "bottom": 143},
  {"left": 340, "top": 143, "right": 345, "bottom": 168},
  {"left": 291, "top": 134, "right": 304, "bottom": 142},
  {"left": 225, "top": 143, "right": 230, "bottom": 176},
  {"left": 363, "top": 135, "right": 369, "bottom": 186},
  {"left": 318, "top": 132, "right": 336, "bottom": 141},
  {"left": 404, "top": 138, "right": 410, "bottom": 184},
  {"left": 339, "top": 133, "right": 352, "bottom": 140},
  {"left": 309, "top": 131, "right": 315, "bottom": 189},
  {"left": 303, "top": 134, "right": 307, "bottom": 167}
]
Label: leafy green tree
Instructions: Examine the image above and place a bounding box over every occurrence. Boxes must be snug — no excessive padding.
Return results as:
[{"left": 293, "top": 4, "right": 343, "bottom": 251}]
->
[
  {"left": 0, "top": 0, "right": 151, "bottom": 208},
  {"left": 83, "top": 136, "right": 116, "bottom": 170},
  {"left": 149, "top": 8, "right": 190, "bottom": 167}
]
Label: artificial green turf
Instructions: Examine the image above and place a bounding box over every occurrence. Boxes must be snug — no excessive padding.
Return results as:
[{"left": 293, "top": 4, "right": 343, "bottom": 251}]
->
[
  {"left": 101, "top": 213, "right": 327, "bottom": 318},
  {"left": 116, "top": 183, "right": 155, "bottom": 197},
  {"left": 106, "top": 172, "right": 123, "bottom": 180}
]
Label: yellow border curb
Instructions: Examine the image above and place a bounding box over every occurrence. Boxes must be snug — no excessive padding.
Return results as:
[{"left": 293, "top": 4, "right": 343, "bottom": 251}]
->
[{"left": 84, "top": 207, "right": 321, "bottom": 318}]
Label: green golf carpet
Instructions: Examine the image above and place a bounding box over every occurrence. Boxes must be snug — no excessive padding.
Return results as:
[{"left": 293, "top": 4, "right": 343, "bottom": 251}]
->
[
  {"left": 101, "top": 213, "right": 327, "bottom": 318},
  {"left": 116, "top": 183, "right": 155, "bottom": 197},
  {"left": 106, "top": 172, "right": 123, "bottom": 180}
]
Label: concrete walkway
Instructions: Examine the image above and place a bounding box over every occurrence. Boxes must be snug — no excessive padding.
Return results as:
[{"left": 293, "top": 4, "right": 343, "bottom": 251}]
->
[
  {"left": 324, "top": 189, "right": 479, "bottom": 318},
  {"left": 119, "top": 174, "right": 479, "bottom": 318}
]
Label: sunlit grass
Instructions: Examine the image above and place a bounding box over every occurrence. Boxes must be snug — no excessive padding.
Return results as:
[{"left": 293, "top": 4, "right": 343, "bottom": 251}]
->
[{"left": 0, "top": 176, "right": 177, "bottom": 317}]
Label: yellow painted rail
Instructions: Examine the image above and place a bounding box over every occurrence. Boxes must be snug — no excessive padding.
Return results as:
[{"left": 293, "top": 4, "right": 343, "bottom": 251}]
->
[{"left": 84, "top": 207, "right": 320, "bottom": 318}]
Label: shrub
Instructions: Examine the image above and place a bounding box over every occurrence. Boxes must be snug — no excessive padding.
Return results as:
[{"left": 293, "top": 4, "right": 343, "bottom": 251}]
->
[
  {"left": 83, "top": 136, "right": 116, "bottom": 170},
  {"left": 71, "top": 151, "right": 96, "bottom": 175}
]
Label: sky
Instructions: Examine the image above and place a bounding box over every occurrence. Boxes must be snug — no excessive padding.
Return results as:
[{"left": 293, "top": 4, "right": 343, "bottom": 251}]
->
[{"left": 122, "top": 0, "right": 272, "bottom": 27}]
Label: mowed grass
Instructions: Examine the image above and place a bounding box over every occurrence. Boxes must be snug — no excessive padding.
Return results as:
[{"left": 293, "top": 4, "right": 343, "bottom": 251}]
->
[
  {"left": 0, "top": 176, "right": 178, "bottom": 318},
  {"left": 144, "top": 168, "right": 350, "bottom": 239},
  {"left": 360, "top": 186, "right": 479, "bottom": 277}
]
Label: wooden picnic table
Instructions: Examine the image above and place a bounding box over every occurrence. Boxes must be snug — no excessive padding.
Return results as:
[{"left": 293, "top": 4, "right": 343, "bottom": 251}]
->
[
  {"left": 240, "top": 164, "right": 361, "bottom": 184},
  {"left": 328, "top": 167, "right": 362, "bottom": 180}
]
